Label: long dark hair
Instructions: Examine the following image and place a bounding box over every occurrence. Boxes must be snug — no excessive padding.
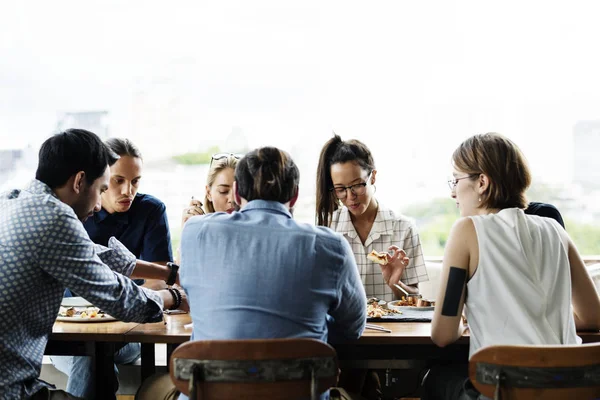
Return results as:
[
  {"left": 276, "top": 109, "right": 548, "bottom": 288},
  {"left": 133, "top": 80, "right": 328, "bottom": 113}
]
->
[
  {"left": 315, "top": 134, "right": 375, "bottom": 226},
  {"left": 235, "top": 147, "right": 299, "bottom": 203}
]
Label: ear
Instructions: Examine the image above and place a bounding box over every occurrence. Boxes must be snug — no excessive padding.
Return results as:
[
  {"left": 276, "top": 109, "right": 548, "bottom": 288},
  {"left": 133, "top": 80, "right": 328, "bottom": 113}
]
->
[
  {"left": 371, "top": 169, "right": 377, "bottom": 185},
  {"left": 289, "top": 186, "right": 299, "bottom": 208},
  {"left": 72, "top": 171, "right": 86, "bottom": 194},
  {"left": 205, "top": 184, "right": 212, "bottom": 201},
  {"left": 233, "top": 181, "right": 242, "bottom": 205},
  {"left": 478, "top": 174, "right": 490, "bottom": 195}
]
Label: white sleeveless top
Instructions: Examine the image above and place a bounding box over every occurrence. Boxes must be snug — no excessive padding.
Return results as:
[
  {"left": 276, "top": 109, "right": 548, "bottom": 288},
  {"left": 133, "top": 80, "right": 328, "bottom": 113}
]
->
[{"left": 465, "top": 208, "right": 581, "bottom": 358}]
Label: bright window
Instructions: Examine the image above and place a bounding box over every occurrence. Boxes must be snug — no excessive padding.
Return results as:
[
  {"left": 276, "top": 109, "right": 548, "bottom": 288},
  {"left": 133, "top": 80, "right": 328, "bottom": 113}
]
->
[{"left": 2, "top": 1, "right": 600, "bottom": 257}]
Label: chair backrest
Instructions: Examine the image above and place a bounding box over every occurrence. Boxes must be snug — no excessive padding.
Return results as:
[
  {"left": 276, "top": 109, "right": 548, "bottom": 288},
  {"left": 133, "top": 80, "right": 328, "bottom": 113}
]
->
[
  {"left": 169, "top": 338, "right": 338, "bottom": 400},
  {"left": 469, "top": 342, "right": 600, "bottom": 400}
]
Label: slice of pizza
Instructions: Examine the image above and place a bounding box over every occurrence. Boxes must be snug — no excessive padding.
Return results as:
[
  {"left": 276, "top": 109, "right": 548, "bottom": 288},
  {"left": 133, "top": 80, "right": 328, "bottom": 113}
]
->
[{"left": 367, "top": 250, "right": 388, "bottom": 265}]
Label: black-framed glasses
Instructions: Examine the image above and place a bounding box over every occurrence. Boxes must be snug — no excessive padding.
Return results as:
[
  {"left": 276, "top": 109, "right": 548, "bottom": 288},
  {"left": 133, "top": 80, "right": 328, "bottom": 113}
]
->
[
  {"left": 209, "top": 153, "right": 244, "bottom": 167},
  {"left": 447, "top": 174, "right": 477, "bottom": 190},
  {"left": 330, "top": 173, "right": 372, "bottom": 199}
]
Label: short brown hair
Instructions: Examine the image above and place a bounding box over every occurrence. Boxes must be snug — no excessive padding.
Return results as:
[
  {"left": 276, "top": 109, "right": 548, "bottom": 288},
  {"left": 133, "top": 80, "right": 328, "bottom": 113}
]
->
[
  {"left": 452, "top": 133, "right": 531, "bottom": 209},
  {"left": 235, "top": 147, "right": 299, "bottom": 204}
]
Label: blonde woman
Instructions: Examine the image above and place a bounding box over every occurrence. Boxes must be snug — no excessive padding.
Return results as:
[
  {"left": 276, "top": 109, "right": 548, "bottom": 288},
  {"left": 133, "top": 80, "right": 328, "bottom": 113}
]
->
[{"left": 181, "top": 153, "right": 242, "bottom": 226}]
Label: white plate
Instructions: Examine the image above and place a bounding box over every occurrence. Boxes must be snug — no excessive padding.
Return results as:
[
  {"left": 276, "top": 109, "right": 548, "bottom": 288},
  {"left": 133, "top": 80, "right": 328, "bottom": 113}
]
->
[
  {"left": 56, "top": 314, "right": 116, "bottom": 323},
  {"left": 57, "top": 306, "right": 116, "bottom": 323},
  {"left": 61, "top": 297, "right": 93, "bottom": 307},
  {"left": 387, "top": 301, "right": 434, "bottom": 311}
]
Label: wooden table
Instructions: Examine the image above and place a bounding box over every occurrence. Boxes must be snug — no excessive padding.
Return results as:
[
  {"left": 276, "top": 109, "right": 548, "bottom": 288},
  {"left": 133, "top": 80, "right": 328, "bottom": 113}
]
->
[
  {"left": 48, "top": 315, "right": 600, "bottom": 399},
  {"left": 48, "top": 320, "right": 140, "bottom": 400}
]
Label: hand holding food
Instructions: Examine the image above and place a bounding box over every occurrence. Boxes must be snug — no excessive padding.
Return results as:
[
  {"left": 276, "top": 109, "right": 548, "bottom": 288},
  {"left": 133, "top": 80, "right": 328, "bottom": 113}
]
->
[
  {"left": 181, "top": 197, "right": 205, "bottom": 226},
  {"left": 367, "top": 250, "right": 389, "bottom": 265},
  {"left": 378, "top": 246, "right": 409, "bottom": 288}
]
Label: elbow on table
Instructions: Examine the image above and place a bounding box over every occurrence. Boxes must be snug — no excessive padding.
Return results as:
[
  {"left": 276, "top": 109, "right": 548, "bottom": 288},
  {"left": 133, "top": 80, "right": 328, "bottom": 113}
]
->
[{"left": 431, "top": 331, "right": 454, "bottom": 348}]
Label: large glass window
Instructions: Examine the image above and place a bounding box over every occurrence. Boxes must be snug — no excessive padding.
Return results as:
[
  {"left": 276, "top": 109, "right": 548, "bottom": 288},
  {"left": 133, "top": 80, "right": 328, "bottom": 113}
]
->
[{"left": 2, "top": 2, "right": 600, "bottom": 258}]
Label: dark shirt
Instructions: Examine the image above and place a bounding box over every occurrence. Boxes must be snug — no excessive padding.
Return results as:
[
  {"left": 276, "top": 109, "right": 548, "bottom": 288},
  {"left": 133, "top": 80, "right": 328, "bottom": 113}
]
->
[
  {"left": 84, "top": 193, "right": 173, "bottom": 262},
  {"left": 525, "top": 202, "right": 565, "bottom": 229},
  {"left": 64, "top": 193, "right": 173, "bottom": 295}
]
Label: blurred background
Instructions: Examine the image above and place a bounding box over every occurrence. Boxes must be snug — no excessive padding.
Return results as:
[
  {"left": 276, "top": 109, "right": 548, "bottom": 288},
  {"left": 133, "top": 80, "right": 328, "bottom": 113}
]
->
[{"left": 2, "top": 0, "right": 600, "bottom": 256}]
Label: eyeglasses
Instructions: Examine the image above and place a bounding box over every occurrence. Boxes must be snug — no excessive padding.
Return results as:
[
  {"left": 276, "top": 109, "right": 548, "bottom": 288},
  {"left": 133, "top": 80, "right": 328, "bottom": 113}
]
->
[
  {"left": 209, "top": 153, "right": 244, "bottom": 167},
  {"left": 447, "top": 174, "right": 477, "bottom": 190},
  {"left": 330, "top": 173, "right": 372, "bottom": 199}
]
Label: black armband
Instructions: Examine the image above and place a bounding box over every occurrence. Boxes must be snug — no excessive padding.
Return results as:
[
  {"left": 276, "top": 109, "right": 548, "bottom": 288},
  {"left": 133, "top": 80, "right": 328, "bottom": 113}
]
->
[{"left": 441, "top": 267, "right": 467, "bottom": 316}]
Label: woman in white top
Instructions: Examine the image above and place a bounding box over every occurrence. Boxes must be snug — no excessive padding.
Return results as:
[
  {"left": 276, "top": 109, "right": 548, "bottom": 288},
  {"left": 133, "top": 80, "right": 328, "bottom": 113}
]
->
[
  {"left": 424, "top": 133, "right": 600, "bottom": 400},
  {"left": 316, "top": 134, "right": 429, "bottom": 302}
]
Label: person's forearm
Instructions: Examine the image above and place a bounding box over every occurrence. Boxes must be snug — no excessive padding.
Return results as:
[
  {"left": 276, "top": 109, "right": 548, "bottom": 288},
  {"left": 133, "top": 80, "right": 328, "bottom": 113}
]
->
[
  {"left": 574, "top": 312, "right": 600, "bottom": 331},
  {"left": 131, "top": 260, "right": 170, "bottom": 281},
  {"left": 392, "top": 282, "right": 419, "bottom": 299},
  {"left": 159, "top": 289, "right": 175, "bottom": 310},
  {"left": 142, "top": 279, "right": 168, "bottom": 290}
]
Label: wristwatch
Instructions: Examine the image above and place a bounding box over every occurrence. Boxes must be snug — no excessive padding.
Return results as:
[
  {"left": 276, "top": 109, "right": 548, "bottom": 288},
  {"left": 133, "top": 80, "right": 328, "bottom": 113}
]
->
[{"left": 166, "top": 262, "right": 179, "bottom": 286}]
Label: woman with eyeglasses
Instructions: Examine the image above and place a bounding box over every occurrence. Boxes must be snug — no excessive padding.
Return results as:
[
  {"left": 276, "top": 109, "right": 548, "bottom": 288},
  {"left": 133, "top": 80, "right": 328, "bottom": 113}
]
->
[
  {"left": 315, "top": 134, "right": 429, "bottom": 399},
  {"left": 316, "top": 134, "right": 429, "bottom": 302},
  {"left": 424, "top": 133, "right": 600, "bottom": 400},
  {"left": 181, "top": 153, "right": 242, "bottom": 226}
]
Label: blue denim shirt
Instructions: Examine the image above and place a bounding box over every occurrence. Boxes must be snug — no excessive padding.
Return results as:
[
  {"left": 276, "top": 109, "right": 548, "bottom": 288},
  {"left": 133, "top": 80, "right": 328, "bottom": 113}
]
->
[
  {"left": 179, "top": 200, "right": 366, "bottom": 399},
  {"left": 0, "top": 180, "right": 164, "bottom": 399}
]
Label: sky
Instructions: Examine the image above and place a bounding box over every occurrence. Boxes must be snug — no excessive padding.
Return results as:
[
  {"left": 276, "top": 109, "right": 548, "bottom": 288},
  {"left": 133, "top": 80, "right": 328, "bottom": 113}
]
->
[{"left": 2, "top": 0, "right": 600, "bottom": 201}]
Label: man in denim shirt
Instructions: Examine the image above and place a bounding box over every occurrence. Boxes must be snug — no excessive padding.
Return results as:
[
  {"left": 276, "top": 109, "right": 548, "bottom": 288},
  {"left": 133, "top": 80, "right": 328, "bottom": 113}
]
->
[
  {"left": 179, "top": 147, "right": 366, "bottom": 400},
  {"left": 0, "top": 130, "right": 184, "bottom": 399}
]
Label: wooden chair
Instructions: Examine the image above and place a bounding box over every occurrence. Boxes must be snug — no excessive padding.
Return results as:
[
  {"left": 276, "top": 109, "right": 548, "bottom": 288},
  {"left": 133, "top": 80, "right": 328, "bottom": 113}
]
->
[
  {"left": 169, "top": 338, "right": 338, "bottom": 400},
  {"left": 469, "top": 342, "right": 600, "bottom": 399}
]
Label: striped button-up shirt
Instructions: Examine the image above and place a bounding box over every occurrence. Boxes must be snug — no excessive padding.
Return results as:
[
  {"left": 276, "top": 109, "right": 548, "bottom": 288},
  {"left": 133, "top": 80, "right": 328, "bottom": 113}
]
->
[{"left": 330, "top": 202, "right": 429, "bottom": 301}]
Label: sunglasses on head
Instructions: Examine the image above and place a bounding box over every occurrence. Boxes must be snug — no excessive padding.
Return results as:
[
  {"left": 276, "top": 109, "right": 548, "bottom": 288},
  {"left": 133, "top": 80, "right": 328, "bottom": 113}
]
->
[{"left": 209, "top": 153, "right": 244, "bottom": 167}]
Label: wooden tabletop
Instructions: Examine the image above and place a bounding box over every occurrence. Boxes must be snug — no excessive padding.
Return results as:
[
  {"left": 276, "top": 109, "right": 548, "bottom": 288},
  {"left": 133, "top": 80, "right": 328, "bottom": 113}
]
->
[
  {"left": 51, "top": 313, "right": 600, "bottom": 345},
  {"left": 359, "top": 322, "right": 469, "bottom": 345},
  {"left": 51, "top": 319, "right": 140, "bottom": 342},
  {"left": 125, "top": 313, "right": 193, "bottom": 343}
]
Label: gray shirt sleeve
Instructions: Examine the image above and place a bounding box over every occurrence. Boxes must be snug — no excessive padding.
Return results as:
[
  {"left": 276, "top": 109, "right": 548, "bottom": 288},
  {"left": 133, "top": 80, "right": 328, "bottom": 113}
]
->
[{"left": 39, "top": 208, "right": 164, "bottom": 323}]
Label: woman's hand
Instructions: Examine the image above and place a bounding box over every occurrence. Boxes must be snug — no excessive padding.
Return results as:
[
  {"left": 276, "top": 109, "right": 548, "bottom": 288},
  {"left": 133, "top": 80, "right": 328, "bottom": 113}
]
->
[
  {"left": 380, "top": 245, "right": 409, "bottom": 289},
  {"left": 181, "top": 198, "right": 205, "bottom": 227}
]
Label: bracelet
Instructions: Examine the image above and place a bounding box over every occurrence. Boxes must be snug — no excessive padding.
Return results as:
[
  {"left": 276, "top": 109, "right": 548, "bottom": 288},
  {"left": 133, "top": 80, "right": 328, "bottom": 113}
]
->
[
  {"left": 166, "top": 262, "right": 179, "bottom": 286},
  {"left": 167, "top": 287, "right": 182, "bottom": 310}
]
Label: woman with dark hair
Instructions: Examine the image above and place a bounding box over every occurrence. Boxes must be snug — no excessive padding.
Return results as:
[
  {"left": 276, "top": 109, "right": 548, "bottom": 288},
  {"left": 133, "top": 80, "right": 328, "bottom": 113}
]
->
[
  {"left": 178, "top": 146, "right": 366, "bottom": 400},
  {"left": 315, "top": 134, "right": 429, "bottom": 302},
  {"left": 53, "top": 137, "right": 174, "bottom": 399},
  {"left": 424, "top": 133, "right": 600, "bottom": 399}
]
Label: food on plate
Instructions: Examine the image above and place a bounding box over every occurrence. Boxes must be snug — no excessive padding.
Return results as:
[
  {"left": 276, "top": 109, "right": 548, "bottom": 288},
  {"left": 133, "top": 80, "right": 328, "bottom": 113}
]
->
[
  {"left": 366, "top": 250, "right": 388, "bottom": 265},
  {"left": 367, "top": 302, "right": 402, "bottom": 318},
  {"left": 393, "top": 296, "right": 417, "bottom": 306},
  {"left": 58, "top": 306, "right": 107, "bottom": 319},
  {"left": 390, "top": 296, "right": 435, "bottom": 308},
  {"left": 417, "top": 298, "right": 435, "bottom": 307}
]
